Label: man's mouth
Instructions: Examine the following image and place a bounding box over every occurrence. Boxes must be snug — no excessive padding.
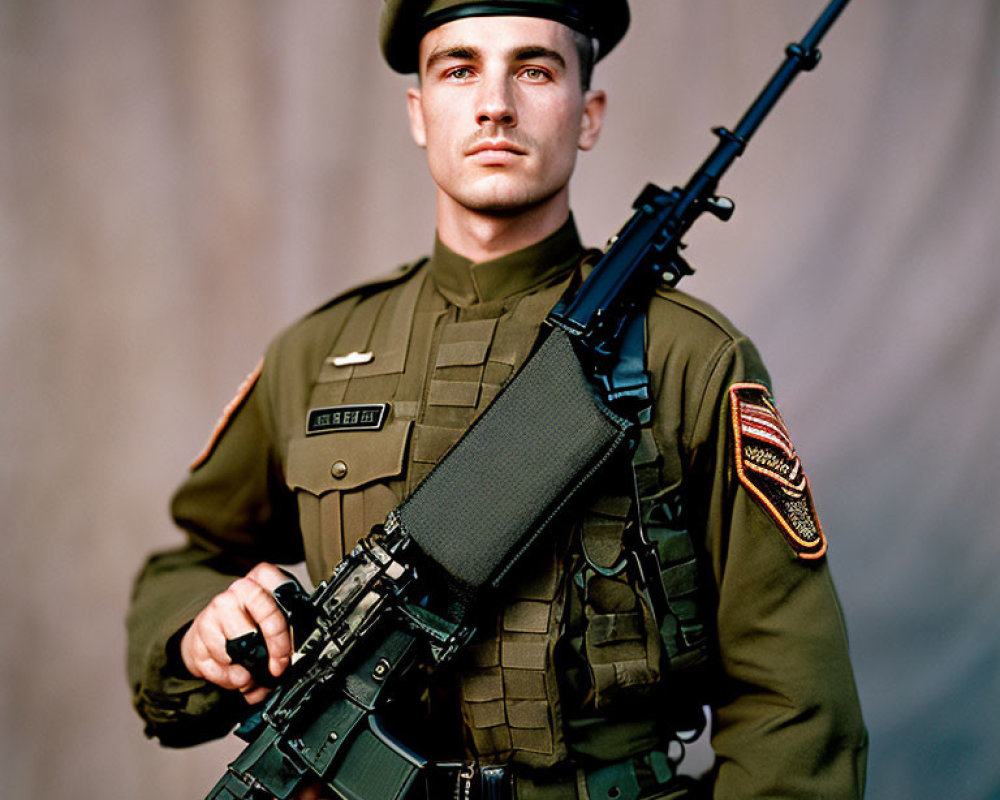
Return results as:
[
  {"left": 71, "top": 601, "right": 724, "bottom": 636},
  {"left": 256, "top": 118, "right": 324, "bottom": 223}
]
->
[{"left": 466, "top": 140, "right": 527, "bottom": 157}]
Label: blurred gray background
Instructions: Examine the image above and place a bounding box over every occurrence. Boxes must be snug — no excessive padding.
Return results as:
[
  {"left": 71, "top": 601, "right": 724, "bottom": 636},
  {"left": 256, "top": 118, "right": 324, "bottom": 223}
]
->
[{"left": 2, "top": 1, "right": 998, "bottom": 798}]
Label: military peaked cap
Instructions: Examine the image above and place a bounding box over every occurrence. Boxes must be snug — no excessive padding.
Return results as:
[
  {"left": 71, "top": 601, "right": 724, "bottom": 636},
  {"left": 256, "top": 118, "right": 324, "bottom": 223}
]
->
[{"left": 380, "top": 0, "right": 630, "bottom": 74}]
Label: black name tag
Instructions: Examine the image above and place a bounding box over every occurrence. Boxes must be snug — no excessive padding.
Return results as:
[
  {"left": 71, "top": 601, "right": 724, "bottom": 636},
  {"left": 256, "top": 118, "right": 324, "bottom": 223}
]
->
[{"left": 307, "top": 403, "right": 390, "bottom": 435}]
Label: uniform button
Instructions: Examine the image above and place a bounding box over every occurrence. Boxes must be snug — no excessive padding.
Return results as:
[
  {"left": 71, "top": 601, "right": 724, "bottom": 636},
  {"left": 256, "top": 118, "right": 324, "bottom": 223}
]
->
[{"left": 330, "top": 460, "right": 348, "bottom": 479}]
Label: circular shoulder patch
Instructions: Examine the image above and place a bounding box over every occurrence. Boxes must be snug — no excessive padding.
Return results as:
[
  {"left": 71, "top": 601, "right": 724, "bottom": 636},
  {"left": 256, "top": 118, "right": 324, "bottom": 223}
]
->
[{"left": 729, "top": 383, "right": 827, "bottom": 559}]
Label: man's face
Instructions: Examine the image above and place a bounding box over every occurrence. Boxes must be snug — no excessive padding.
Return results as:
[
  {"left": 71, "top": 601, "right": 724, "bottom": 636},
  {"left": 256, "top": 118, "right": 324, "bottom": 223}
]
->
[{"left": 406, "top": 15, "right": 605, "bottom": 217}]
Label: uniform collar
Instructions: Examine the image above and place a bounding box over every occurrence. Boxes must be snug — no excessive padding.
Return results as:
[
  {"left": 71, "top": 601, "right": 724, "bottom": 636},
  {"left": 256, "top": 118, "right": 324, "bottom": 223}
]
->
[{"left": 430, "top": 216, "right": 585, "bottom": 308}]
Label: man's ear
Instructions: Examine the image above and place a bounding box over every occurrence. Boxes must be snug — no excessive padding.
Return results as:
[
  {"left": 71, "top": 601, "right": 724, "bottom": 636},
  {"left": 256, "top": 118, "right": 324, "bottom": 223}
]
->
[
  {"left": 406, "top": 86, "right": 427, "bottom": 148},
  {"left": 577, "top": 89, "right": 607, "bottom": 152}
]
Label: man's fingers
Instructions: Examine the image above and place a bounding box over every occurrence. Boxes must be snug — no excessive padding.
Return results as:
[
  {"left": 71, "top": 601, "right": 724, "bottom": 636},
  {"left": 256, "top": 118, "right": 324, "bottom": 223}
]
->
[
  {"left": 185, "top": 632, "right": 254, "bottom": 692},
  {"left": 202, "top": 658, "right": 254, "bottom": 691},
  {"left": 242, "top": 685, "right": 272, "bottom": 705},
  {"left": 200, "top": 583, "right": 260, "bottom": 664},
  {"left": 245, "top": 564, "right": 298, "bottom": 675},
  {"left": 228, "top": 574, "right": 293, "bottom": 676},
  {"left": 247, "top": 562, "right": 294, "bottom": 593},
  {"left": 180, "top": 563, "right": 297, "bottom": 689}
]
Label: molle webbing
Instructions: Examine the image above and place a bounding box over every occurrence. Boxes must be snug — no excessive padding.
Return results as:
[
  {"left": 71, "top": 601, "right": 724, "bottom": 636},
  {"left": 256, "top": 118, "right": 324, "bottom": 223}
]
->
[
  {"left": 578, "top": 492, "right": 662, "bottom": 710},
  {"left": 408, "top": 277, "right": 573, "bottom": 492},
  {"left": 571, "top": 428, "right": 710, "bottom": 715},
  {"left": 456, "top": 534, "right": 571, "bottom": 767},
  {"left": 402, "top": 279, "right": 585, "bottom": 769}
]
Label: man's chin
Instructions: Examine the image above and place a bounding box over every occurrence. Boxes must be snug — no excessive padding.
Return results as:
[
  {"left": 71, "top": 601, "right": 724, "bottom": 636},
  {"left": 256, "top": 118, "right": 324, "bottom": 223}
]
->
[{"left": 450, "top": 185, "right": 560, "bottom": 217}]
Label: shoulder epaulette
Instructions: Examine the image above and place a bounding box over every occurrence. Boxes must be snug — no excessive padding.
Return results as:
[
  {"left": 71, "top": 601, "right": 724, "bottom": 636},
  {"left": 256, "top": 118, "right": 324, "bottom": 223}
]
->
[
  {"left": 301, "top": 257, "right": 428, "bottom": 321},
  {"left": 651, "top": 283, "right": 747, "bottom": 342}
]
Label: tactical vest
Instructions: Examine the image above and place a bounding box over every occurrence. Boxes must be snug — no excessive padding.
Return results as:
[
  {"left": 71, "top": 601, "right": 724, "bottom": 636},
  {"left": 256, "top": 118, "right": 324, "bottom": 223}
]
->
[{"left": 283, "top": 260, "right": 711, "bottom": 771}]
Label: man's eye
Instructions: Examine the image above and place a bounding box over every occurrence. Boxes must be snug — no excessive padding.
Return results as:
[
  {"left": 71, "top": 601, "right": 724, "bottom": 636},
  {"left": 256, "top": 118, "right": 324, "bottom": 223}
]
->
[
  {"left": 447, "top": 67, "right": 473, "bottom": 80},
  {"left": 521, "top": 67, "right": 550, "bottom": 81}
]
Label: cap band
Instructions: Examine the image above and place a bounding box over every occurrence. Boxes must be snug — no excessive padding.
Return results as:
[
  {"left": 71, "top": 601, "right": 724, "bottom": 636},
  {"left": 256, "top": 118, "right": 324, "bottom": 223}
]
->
[{"left": 421, "top": 1, "right": 595, "bottom": 39}]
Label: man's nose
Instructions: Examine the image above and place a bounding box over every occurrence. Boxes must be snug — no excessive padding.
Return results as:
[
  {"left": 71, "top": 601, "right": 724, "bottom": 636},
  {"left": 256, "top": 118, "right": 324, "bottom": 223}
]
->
[{"left": 476, "top": 75, "right": 516, "bottom": 127}]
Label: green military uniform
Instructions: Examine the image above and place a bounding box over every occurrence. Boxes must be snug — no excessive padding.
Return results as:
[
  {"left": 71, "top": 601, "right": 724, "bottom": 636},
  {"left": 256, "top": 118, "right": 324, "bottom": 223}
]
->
[{"left": 127, "top": 218, "right": 867, "bottom": 798}]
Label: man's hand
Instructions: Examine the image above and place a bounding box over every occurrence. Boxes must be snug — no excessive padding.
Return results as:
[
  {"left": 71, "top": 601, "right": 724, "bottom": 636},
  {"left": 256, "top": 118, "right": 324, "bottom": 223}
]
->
[{"left": 180, "top": 562, "right": 292, "bottom": 705}]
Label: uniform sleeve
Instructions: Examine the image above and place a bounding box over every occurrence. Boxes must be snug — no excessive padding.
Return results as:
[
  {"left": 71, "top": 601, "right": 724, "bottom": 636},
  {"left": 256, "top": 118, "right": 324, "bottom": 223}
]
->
[
  {"left": 126, "top": 354, "right": 302, "bottom": 747},
  {"left": 676, "top": 337, "right": 868, "bottom": 798}
]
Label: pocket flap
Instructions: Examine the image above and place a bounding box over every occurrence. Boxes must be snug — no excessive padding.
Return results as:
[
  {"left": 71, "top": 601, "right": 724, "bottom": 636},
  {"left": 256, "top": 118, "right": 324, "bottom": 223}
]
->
[{"left": 285, "top": 419, "right": 412, "bottom": 495}]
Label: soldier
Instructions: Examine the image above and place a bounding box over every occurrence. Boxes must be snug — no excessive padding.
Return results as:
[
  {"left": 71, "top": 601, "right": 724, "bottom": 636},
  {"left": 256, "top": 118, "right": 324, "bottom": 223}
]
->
[{"left": 128, "top": 2, "right": 868, "bottom": 798}]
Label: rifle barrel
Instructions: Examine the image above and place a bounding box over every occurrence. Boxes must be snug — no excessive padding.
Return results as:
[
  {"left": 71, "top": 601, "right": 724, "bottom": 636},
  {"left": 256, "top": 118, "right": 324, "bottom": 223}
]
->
[{"left": 734, "top": 0, "right": 852, "bottom": 144}]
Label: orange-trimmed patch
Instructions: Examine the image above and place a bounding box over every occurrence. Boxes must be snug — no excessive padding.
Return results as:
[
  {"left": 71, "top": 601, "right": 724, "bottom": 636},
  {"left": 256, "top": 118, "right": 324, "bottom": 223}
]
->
[
  {"left": 729, "top": 383, "right": 826, "bottom": 560},
  {"left": 189, "top": 358, "right": 263, "bottom": 472}
]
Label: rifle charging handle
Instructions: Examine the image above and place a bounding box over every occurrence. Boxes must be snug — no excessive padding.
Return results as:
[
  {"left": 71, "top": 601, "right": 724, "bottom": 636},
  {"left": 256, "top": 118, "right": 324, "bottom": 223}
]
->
[{"left": 704, "top": 196, "right": 735, "bottom": 221}]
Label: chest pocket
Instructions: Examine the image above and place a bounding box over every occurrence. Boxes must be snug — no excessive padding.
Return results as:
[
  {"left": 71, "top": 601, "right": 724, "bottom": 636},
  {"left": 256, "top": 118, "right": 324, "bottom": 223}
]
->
[{"left": 285, "top": 418, "right": 412, "bottom": 585}]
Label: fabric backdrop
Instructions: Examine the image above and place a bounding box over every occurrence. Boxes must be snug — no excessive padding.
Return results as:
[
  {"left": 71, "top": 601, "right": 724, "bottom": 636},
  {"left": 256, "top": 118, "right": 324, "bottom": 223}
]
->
[{"left": 2, "top": 1, "right": 998, "bottom": 798}]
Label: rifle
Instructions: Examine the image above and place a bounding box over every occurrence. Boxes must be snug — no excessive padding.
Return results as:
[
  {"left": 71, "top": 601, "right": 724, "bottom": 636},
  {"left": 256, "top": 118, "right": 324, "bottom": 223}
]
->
[{"left": 204, "top": 2, "right": 852, "bottom": 797}]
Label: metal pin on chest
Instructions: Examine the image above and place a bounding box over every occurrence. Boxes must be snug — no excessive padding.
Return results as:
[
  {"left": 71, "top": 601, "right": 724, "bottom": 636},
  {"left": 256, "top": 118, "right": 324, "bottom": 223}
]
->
[{"left": 328, "top": 351, "right": 374, "bottom": 367}]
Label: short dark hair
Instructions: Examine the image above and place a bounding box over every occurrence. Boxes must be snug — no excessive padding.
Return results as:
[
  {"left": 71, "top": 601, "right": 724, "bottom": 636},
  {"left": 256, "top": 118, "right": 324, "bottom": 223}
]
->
[{"left": 571, "top": 29, "right": 596, "bottom": 91}]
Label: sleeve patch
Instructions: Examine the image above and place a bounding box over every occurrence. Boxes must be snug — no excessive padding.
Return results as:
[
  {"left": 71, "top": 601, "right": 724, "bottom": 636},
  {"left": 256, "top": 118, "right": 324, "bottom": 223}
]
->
[
  {"left": 729, "top": 383, "right": 827, "bottom": 559},
  {"left": 189, "top": 358, "right": 264, "bottom": 472}
]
